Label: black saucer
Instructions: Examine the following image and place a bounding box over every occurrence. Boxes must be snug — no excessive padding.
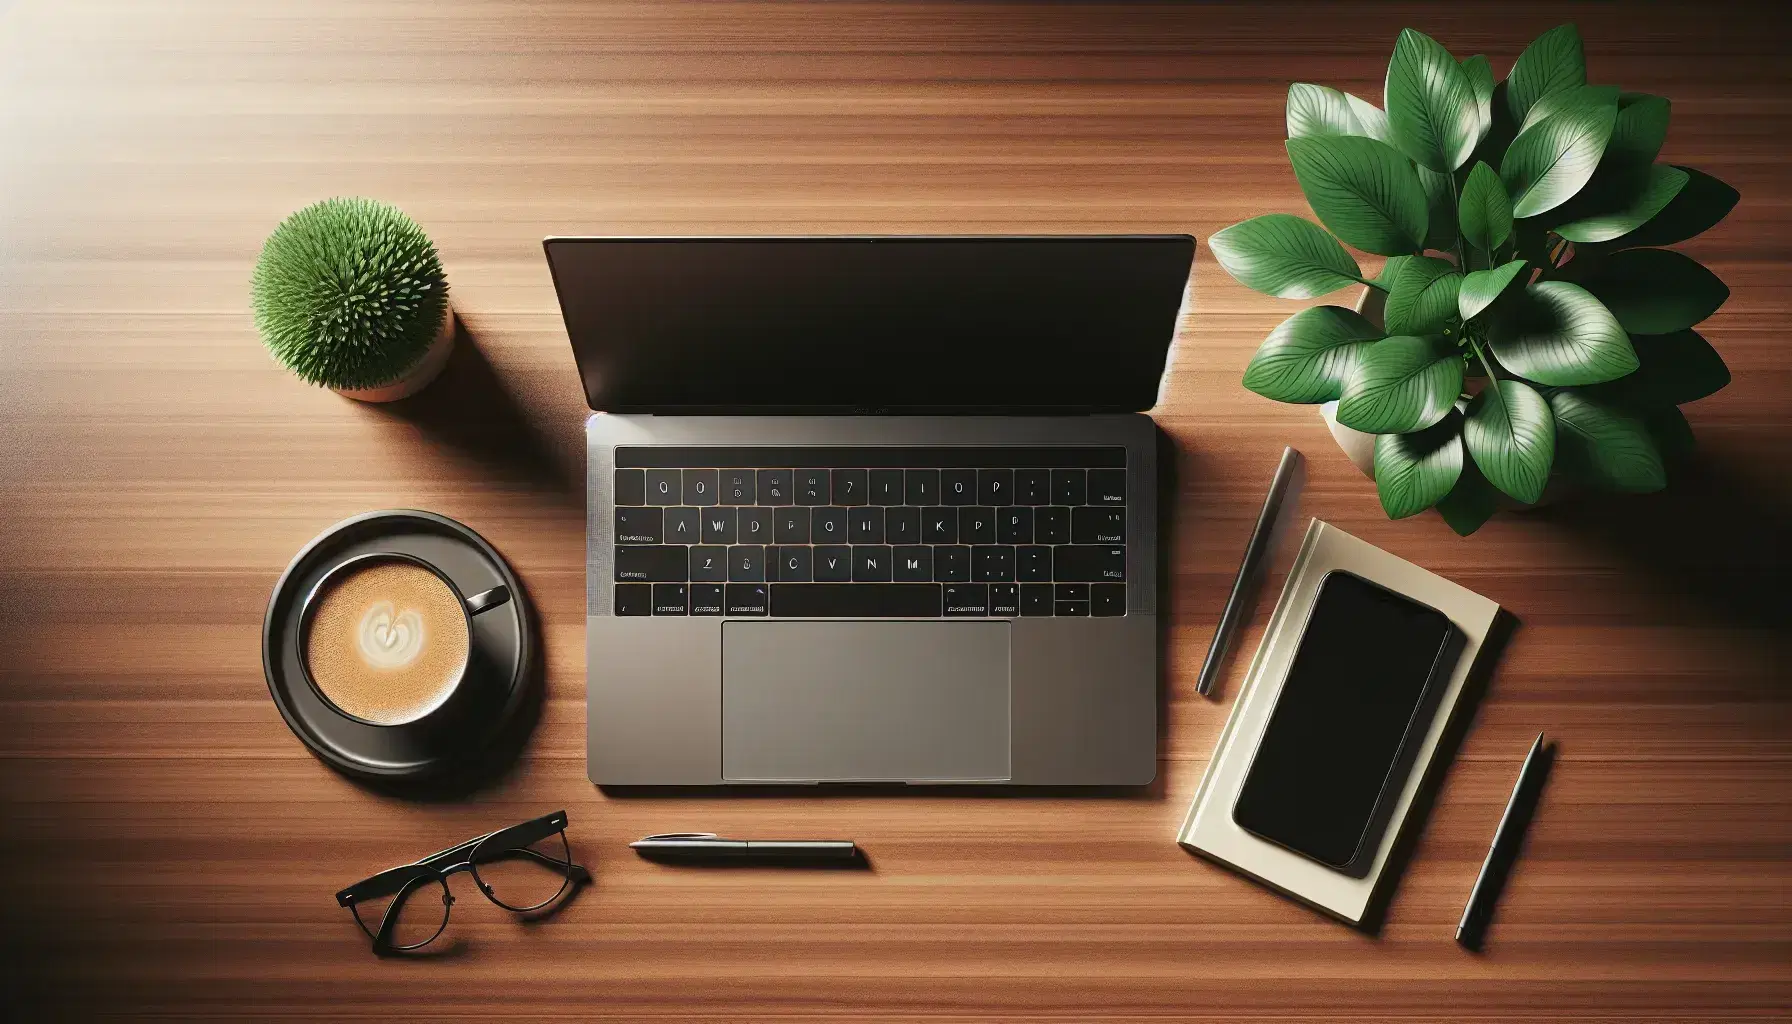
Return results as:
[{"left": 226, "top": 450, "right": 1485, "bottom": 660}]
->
[{"left": 262, "top": 510, "right": 536, "bottom": 782}]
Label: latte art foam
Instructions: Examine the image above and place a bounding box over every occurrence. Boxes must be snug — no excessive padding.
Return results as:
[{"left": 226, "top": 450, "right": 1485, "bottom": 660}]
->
[{"left": 304, "top": 560, "right": 470, "bottom": 725}]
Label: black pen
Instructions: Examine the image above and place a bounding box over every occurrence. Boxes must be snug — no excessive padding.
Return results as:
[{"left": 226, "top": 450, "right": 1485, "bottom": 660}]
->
[
  {"left": 1196, "top": 446, "right": 1302, "bottom": 698},
  {"left": 1457, "top": 732, "right": 1555, "bottom": 950},
  {"left": 630, "top": 832, "right": 858, "bottom": 862}
]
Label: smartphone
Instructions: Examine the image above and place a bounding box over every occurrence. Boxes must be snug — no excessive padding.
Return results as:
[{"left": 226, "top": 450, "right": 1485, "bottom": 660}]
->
[{"left": 1233, "top": 570, "right": 1461, "bottom": 876}]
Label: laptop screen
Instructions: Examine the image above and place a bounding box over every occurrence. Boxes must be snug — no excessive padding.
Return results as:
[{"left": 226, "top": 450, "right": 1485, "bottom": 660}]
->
[{"left": 545, "top": 236, "right": 1194, "bottom": 412}]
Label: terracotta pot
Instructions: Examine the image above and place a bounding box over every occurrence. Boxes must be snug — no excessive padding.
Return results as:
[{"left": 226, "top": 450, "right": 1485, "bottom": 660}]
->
[{"left": 331, "top": 304, "right": 456, "bottom": 403}]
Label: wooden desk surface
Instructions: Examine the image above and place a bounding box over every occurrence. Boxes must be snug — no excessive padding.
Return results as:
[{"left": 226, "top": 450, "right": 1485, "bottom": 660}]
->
[{"left": 2, "top": 2, "right": 1788, "bottom": 1019}]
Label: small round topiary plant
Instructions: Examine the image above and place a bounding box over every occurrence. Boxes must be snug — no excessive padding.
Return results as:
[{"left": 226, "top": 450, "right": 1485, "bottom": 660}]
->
[{"left": 252, "top": 197, "right": 450, "bottom": 392}]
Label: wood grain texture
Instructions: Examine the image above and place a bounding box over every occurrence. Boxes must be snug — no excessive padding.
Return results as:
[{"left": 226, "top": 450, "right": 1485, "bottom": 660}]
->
[{"left": 1, "top": 1, "right": 1788, "bottom": 1019}]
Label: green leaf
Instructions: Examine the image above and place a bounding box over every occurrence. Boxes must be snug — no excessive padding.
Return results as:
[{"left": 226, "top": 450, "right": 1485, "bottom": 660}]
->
[
  {"left": 1500, "top": 90, "right": 1618, "bottom": 219},
  {"left": 1567, "top": 247, "right": 1728, "bottom": 334},
  {"left": 1606, "top": 93, "right": 1672, "bottom": 172},
  {"left": 1458, "top": 160, "right": 1513, "bottom": 252},
  {"left": 1345, "top": 93, "right": 1393, "bottom": 143},
  {"left": 1372, "top": 254, "right": 1416, "bottom": 290},
  {"left": 1374, "top": 414, "right": 1465, "bottom": 519},
  {"left": 1488, "top": 281, "right": 1638, "bottom": 385},
  {"left": 1242, "top": 306, "right": 1385, "bottom": 404},
  {"left": 1644, "top": 405, "right": 1695, "bottom": 459},
  {"left": 1553, "top": 164, "right": 1688, "bottom": 243},
  {"left": 1436, "top": 458, "right": 1502, "bottom": 536},
  {"left": 1285, "top": 136, "right": 1429, "bottom": 256},
  {"left": 1506, "top": 24, "right": 1586, "bottom": 126},
  {"left": 1209, "top": 214, "right": 1363, "bottom": 298},
  {"left": 1597, "top": 329, "right": 1730, "bottom": 408},
  {"left": 1464, "top": 379, "right": 1556, "bottom": 503},
  {"left": 1461, "top": 55, "right": 1495, "bottom": 141},
  {"left": 1416, "top": 165, "right": 1459, "bottom": 251},
  {"left": 1337, "top": 334, "right": 1465, "bottom": 434},
  {"left": 1520, "top": 84, "right": 1620, "bottom": 134},
  {"left": 1384, "top": 28, "right": 1480, "bottom": 173},
  {"left": 1458, "top": 259, "right": 1529, "bottom": 321},
  {"left": 1384, "top": 256, "right": 1462, "bottom": 335},
  {"left": 1604, "top": 167, "right": 1737, "bottom": 248},
  {"left": 1547, "top": 388, "right": 1667, "bottom": 492},
  {"left": 1286, "top": 83, "right": 1367, "bottom": 139}
]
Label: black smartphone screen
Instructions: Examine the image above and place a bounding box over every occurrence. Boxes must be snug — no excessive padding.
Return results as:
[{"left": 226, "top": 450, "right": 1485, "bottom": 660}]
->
[{"left": 1233, "top": 570, "right": 1459, "bottom": 874}]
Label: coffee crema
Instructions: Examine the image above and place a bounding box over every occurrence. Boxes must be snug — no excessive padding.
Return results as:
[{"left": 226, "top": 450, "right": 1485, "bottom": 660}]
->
[{"left": 305, "top": 560, "right": 470, "bottom": 725}]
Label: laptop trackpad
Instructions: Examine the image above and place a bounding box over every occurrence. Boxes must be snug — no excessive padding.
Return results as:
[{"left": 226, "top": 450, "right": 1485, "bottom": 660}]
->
[{"left": 721, "top": 620, "right": 1012, "bottom": 782}]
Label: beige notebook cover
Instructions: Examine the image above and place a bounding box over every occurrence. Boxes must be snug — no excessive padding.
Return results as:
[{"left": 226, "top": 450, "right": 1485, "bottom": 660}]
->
[{"left": 1177, "top": 519, "right": 1501, "bottom": 928}]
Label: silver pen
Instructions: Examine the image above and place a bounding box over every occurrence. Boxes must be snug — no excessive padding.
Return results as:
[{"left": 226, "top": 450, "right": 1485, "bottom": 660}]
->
[{"left": 629, "top": 832, "right": 859, "bottom": 861}]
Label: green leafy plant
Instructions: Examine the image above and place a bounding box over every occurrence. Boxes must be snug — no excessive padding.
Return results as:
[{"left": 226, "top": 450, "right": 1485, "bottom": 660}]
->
[
  {"left": 1214, "top": 25, "right": 1737, "bottom": 535},
  {"left": 252, "top": 197, "right": 449, "bottom": 390}
]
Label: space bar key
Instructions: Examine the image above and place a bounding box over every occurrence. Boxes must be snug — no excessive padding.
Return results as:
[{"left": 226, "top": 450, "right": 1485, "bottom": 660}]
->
[{"left": 770, "top": 584, "right": 943, "bottom": 617}]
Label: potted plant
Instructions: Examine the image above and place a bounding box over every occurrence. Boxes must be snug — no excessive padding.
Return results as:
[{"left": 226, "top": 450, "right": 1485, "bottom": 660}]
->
[
  {"left": 251, "top": 197, "right": 454, "bottom": 402},
  {"left": 1210, "top": 24, "right": 1738, "bottom": 534}
]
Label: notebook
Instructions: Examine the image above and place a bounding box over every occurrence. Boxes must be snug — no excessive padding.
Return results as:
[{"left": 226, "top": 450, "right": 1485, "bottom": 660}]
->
[{"left": 1177, "top": 519, "right": 1503, "bottom": 928}]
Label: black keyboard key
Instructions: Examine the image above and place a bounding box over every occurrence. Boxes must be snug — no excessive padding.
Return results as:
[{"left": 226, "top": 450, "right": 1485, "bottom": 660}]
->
[
  {"left": 683, "top": 469, "right": 719, "bottom": 506},
  {"left": 1017, "top": 545, "right": 1051, "bottom": 582},
  {"left": 726, "top": 583, "right": 768, "bottom": 616},
  {"left": 1051, "top": 469, "right": 1086, "bottom": 506},
  {"left": 652, "top": 583, "right": 689, "bottom": 615},
  {"left": 921, "top": 507, "right": 957, "bottom": 543},
  {"left": 998, "top": 507, "right": 1033, "bottom": 544},
  {"left": 990, "top": 584, "right": 1020, "bottom": 617},
  {"left": 774, "top": 507, "right": 810, "bottom": 544},
  {"left": 689, "top": 546, "right": 727, "bottom": 582},
  {"left": 664, "top": 507, "right": 699, "bottom": 544},
  {"left": 1054, "top": 546, "right": 1126, "bottom": 582},
  {"left": 1055, "top": 599, "right": 1090, "bottom": 616},
  {"left": 972, "top": 545, "right": 1015, "bottom": 583},
  {"left": 886, "top": 506, "right": 920, "bottom": 545},
  {"left": 1020, "top": 584, "right": 1053, "bottom": 616},
  {"left": 796, "top": 470, "right": 829, "bottom": 505},
  {"left": 615, "top": 546, "right": 688, "bottom": 582},
  {"left": 870, "top": 469, "right": 904, "bottom": 505},
  {"left": 978, "top": 468, "right": 1013, "bottom": 506},
  {"left": 1036, "top": 506, "right": 1071, "bottom": 544},
  {"left": 960, "top": 507, "right": 996, "bottom": 544},
  {"left": 934, "top": 545, "right": 970, "bottom": 583},
  {"left": 944, "top": 583, "right": 989, "bottom": 617},
  {"left": 614, "top": 468, "right": 645, "bottom": 506},
  {"left": 1073, "top": 506, "right": 1126, "bottom": 544},
  {"left": 701, "top": 507, "right": 737, "bottom": 544},
  {"left": 811, "top": 507, "right": 847, "bottom": 544},
  {"left": 1015, "top": 469, "right": 1050, "bottom": 505},
  {"left": 691, "top": 583, "right": 725, "bottom": 615},
  {"left": 1055, "top": 583, "right": 1090, "bottom": 601},
  {"left": 770, "top": 583, "right": 941, "bottom": 617},
  {"left": 848, "top": 506, "right": 884, "bottom": 543},
  {"left": 852, "top": 545, "right": 893, "bottom": 582},
  {"left": 759, "top": 469, "right": 793, "bottom": 506},
  {"left": 615, "top": 506, "right": 662, "bottom": 544},
  {"left": 738, "top": 507, "right": 772, "bottom": 545},
  {"left": 832, "top": 468, "right": 867, "bottom": 506},
  {"left": 905, "top": 469, "right": 939, "bottom": 506},
  {"left": 615, "top": 583, "right": 651, "bottom": 615},
  {"left": 1092, "top": 583, "right": 1126, "bottom": 616},
  {"left": 772, "top": 545, "right": 811, "bottom": 582},
  {"left": 721, "top": 470, "right": 756, "bottom": 505},
  {"left": 646, "top": 469, "right": 681, "bottom": 505},
  {"left": 813, "top": 545, "right": 852, "bottom": 582},
  {"left": 1088, "top": 468, "right": 1127, "bottom": 506},
  {"left": 942, "top": 469, "right": 977, "bottom": 506},
  {"left": 729, "top": 545, "right": 766, "bottom": 582},
  {"left": 893, "top": 545, "right": 932, "bottom": 582}
]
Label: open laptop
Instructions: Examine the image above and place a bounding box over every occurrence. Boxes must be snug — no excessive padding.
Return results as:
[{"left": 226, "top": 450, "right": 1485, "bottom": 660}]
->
[{"left": 545, "top": 236, "right": 1194, "bottom": 785}]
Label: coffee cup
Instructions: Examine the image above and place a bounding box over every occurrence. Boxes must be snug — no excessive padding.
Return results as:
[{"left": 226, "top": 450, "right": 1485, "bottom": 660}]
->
[{"left": 297, "top": 552, "right": 511, "bottom": 727}]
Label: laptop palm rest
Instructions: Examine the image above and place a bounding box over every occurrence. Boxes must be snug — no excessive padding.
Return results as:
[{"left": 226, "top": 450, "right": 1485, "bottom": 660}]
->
[{"left": 721, "top": 620, "right": 1012, "bottom": 782}]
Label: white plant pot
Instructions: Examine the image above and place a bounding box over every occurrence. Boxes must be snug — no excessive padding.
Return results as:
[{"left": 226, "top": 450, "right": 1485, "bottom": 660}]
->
[
  {"left": 331, "top": 304, "right": 457, "bottom": 403},
  {"left": 1317, "top": 286, "right": 1385, "bottom": 478}
]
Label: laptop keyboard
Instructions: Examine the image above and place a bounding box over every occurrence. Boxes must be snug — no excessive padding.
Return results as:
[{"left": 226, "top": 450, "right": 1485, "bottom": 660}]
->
[{"left": 609, "top": 446, "right": 1128, "bottom": 618}]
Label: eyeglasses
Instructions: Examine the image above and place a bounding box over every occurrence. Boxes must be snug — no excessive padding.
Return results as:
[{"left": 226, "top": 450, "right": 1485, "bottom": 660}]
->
[{"left": 335, "top": 810, "right": 590, "bottom": 955}]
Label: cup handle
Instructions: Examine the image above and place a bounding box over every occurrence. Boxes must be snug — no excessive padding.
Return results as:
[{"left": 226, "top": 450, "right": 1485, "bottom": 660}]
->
[{"left": 465, "top": 585, "right": 511, "bottom": 616}]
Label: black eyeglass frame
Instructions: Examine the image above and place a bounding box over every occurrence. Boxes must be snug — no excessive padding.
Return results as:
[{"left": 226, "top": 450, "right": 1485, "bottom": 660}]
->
[{"left": 335, "top": 809, "right": 591, "bottom": 954}]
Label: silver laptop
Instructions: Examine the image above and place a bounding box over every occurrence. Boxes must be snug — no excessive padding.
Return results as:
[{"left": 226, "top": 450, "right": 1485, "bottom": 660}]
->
[{"left": 546, "top": 236, "right": 1194, "bottom": 785}]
